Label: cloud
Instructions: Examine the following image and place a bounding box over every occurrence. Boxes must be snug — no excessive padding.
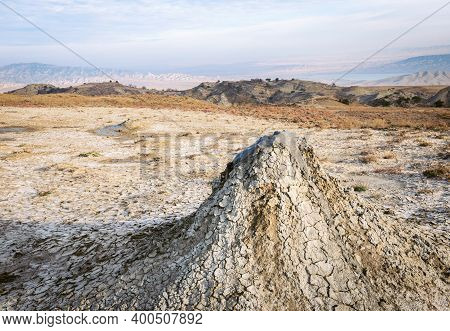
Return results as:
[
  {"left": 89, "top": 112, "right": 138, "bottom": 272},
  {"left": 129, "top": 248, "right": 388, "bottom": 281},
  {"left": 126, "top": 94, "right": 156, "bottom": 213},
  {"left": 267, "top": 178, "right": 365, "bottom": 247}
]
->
[{"left": 0, "top": 0, "right": 449, "bottom": 70}]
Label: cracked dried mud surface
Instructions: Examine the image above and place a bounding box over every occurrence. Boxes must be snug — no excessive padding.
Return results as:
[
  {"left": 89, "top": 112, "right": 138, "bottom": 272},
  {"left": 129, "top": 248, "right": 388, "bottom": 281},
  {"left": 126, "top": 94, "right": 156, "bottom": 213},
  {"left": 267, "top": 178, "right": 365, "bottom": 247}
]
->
[{"left": 0, "top": 107, "right": 448, "bottom": 310}]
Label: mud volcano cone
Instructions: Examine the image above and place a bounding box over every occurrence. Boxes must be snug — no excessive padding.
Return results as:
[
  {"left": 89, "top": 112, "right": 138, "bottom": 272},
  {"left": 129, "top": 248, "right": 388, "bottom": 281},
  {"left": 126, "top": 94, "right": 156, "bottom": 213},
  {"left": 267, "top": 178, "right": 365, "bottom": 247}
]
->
[{"left": 150, "top": 131, "right": 448, "bottom": 310}]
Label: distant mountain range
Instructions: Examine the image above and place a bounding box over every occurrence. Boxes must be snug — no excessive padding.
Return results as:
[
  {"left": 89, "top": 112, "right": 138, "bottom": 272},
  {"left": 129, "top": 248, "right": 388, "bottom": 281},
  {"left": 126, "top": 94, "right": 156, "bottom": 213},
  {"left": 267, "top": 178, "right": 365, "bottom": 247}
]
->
[
  {"left": 172, "top": 54, "right": 450, "bottom": 80},
  {"left": 359, "top": 71, "right": 450, "bottom": 86},
  {"left": 0, "top": 63, "right": 212, "bottom": 91},
  {"left": 354, "top": 54, "right": 450, "bottom": 75}
]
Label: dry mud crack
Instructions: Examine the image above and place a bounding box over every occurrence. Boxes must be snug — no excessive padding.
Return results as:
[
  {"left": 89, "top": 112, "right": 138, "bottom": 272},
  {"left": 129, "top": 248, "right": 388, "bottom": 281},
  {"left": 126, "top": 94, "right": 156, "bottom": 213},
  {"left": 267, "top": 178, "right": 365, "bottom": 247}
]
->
[{"left": 0, "top": 131, "right": 449, "bottom": 310}]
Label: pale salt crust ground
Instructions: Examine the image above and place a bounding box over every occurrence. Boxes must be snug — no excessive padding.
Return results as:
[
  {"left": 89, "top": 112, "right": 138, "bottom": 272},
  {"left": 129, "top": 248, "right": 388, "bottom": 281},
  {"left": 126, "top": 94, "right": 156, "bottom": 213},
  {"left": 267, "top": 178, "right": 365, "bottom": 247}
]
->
[
  {"left": 0, "top": 107, "right": 448, "bottom": 228},
  {"left": 0, "top": 107, "right": 448, "bottom": 308}
]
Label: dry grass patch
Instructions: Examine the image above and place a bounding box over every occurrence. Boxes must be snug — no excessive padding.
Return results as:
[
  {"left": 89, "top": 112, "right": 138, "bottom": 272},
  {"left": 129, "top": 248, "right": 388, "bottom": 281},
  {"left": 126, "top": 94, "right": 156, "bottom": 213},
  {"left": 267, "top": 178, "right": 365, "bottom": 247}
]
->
[
  {"left": 359, "top": 151, "right": 378, "bottom": 164},
  {"left": 223, "top": 104, "right": 449, "bottom": 130},
  {"left": 1, "top": 94, "right": 449, "bottom": 130},
  {"left": 78, "top": 151, "right": 101, "bottom": 158},
  {"left": 417, "top": 188, "right": 433, "bottom": 195},
  {"left": 353, "top": 184, "right": 368, "bottom": 192},
  {"left": 2, "top": 149, "right": 31, "bottom": 160},
  {"left": 48, "top": 163, "right": 88, "bottom": 177},
  {"left": 416, "top": 139, "right": 432, "bottom": 147},
  {"left": 422, "top": 164, "right": 449, "bottom": 180},
  {"left": 0, "top": 93, "right": 219, "bottom": 111},
  {"left": 53, "top": 163, "right": 79, "bottom": 173},
  {"left": 362, "top": 118, "right": 389, "bottom": 129},
  {"left": 388, "top": 130, "right": 408, "bottom": 144},
  {"left": 382, "top": 151, "right": 396, "bottom": 159}
]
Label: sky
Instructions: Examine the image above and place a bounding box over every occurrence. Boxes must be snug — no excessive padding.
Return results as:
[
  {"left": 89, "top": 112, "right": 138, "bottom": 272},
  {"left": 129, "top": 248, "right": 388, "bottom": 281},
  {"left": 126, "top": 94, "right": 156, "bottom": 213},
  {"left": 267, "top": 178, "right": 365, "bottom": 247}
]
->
[{"left": 0, "top": 0, "right": 449, "bottom": 73}]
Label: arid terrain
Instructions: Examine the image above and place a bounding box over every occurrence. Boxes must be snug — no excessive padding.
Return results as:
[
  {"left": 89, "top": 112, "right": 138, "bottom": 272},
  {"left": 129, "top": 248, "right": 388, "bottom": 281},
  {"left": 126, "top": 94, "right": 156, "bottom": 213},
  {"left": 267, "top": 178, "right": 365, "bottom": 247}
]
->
[
  {"left": 1, "top": 103, "right": 447, "bottom": 223},
  {"left": 0, "top": 96, "right": 448, "bottom": 309}
]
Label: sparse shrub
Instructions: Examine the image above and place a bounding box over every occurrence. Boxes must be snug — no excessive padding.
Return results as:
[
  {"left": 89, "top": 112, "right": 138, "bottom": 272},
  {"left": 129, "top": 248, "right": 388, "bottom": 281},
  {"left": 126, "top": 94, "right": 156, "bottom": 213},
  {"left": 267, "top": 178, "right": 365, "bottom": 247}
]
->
[
  {"left": 437, "top": 151, "right": 449, "bottom": 160},
  {"left": 360, "top": 152, "right": 377, "bottom": 164},
  {"left": 434, "top": 100, "right": 444, "bottom": 108},
  {"left": 78, "top": 151, "right": 101, "bottom": 157},
  {"left": 417, "top": 188, "right": 433, "bottom": 194},
  {"left": 389, "top": 131, "right": 407, "bottom": 144},
  {"left": 353, "top": 185, "right": 367, "bottom": 192},
  {"left": 373, "top": 98, "right": 391, "bottom": 107},
  {"left": 416, "top": 139, "right": 431, "bottom": 147},
  {"left": 382, "top": 152, "right": 396, "bottom": 159},
  {"left": 38, "top": 190, "right": 51, "bottom": 197},
  {"left": 339, "top": 98, "right": 350, "bottom": 105},
  {"left": 423, "top": 165, "right": 449, "bottom": 180},
  {"left": 364, "top": 118, "right": 388, "bottom": 129},
  {"left": 0, "top": 272, "right": 18, "bottom": 284},
  {"left": 411, "top": 96, "right": 422, "bottom": 103},
  {"left": 396, "top": 96, "right": 410, "bottom": 107}
]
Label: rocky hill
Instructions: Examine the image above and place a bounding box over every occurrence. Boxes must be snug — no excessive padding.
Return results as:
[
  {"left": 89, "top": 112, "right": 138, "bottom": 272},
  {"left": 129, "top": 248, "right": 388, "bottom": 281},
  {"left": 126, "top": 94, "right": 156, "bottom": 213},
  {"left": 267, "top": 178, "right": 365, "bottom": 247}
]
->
[
  {"left": 4, "top": 84, "right": 68, "bottom": 95},
  {"left": 181, "top": 79, "right": 338, "bottom": 106},
  {"left": 426, "top": 86, "right": 450, "bottom": 107},
  {"left": 338, "top": 85, "right": 448, "bottom": 107},
  {"left": 180, "top": 79, "right": 447, "bottom": 108},
  {"left": 64, "top": 82, "right": 153, "bottom": 96},
  {"left": 5, "top": 79, "right": 448, "bottom": 108},
  {"left": 7, "top": 82, "right": 155, "bottom": 96}
]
